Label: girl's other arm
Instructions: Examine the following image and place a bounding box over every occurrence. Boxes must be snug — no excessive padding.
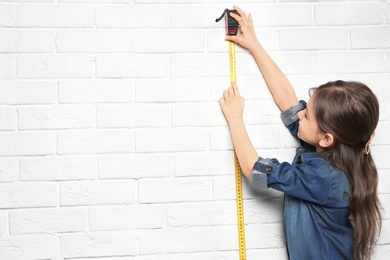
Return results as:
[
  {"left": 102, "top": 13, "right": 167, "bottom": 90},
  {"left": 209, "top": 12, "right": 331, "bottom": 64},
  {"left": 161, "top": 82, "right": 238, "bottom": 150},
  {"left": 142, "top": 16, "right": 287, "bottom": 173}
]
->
[
  {"left": 220, "top": 82, "right": 258, "bottom": 178},
  {"left": 226, "top": 6, "right": 299, "bottom": 112}
]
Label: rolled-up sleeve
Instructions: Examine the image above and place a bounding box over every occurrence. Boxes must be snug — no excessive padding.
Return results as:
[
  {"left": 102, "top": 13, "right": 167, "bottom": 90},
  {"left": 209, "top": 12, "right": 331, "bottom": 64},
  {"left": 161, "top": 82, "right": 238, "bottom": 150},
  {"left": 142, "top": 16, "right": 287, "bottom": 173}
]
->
[
  {"left": 250, "top": 157, "right": 279, "bottom": 189},
  {"left": 249, "top": 156, "right": 332, "bottom": 205},
  {"left": 281, "top": 100, "right": 306, "bottom": 138}
]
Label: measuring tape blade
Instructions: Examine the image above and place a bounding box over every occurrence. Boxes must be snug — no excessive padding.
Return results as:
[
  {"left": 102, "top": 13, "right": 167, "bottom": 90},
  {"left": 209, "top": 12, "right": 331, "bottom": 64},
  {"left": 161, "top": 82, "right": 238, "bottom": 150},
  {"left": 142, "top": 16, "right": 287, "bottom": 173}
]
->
[{"left": 229, "top": 40, "right": 247, "bottom": 260}]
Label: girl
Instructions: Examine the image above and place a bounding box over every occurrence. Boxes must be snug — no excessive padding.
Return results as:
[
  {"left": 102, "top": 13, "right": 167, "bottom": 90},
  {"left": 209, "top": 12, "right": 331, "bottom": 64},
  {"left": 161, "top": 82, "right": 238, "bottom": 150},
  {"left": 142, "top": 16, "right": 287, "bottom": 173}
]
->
[{"left": 219, "top": 6, "right": 382, "bottom": 260}]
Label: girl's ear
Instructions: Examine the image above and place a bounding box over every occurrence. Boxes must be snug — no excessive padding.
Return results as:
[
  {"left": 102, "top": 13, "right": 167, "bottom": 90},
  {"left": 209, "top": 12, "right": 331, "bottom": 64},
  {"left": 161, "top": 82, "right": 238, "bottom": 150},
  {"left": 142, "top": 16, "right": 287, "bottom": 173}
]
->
[{"left": 319, "top": 133, "right": 334, "bottom": 148}]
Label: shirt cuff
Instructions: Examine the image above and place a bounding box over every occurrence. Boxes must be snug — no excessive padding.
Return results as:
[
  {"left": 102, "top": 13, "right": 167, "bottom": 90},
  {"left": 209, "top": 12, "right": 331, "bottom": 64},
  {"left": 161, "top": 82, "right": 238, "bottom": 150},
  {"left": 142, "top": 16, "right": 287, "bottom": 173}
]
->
[{"left": 249, "top": 157, "right": 279, "bottom": 189}]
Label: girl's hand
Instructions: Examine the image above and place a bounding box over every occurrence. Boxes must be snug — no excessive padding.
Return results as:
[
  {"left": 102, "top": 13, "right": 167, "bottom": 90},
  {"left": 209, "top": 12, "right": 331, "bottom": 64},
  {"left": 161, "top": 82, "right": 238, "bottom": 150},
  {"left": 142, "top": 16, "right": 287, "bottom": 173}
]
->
[
  {"left": 219, "top": 81, "right": 245, "bottom": 124},
  {"left": 225, "top": 5, "right": 261, "bottom": 52}
]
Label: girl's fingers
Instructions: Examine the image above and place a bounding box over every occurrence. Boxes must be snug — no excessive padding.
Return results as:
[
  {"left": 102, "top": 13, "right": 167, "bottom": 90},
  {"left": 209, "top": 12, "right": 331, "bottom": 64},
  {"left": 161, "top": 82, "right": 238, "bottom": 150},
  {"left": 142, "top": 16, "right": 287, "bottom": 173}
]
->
[
  {"left": 248, "top": 13, "right": 253, "bottom": 24},
  {"left": 231, "top": 81, "right": 240, "bottom": 96},
  {"left": 229, "top": 12, "right": 244, "bottom": 24},
  {"left": 228, "top": 86, "right": 234, "bottom": 97},
  {"left": 223, "top": 90, "right": 229, "bottom": 100},
  {"left": 233, "top": 5, "right": 247, "bottom": 20}
]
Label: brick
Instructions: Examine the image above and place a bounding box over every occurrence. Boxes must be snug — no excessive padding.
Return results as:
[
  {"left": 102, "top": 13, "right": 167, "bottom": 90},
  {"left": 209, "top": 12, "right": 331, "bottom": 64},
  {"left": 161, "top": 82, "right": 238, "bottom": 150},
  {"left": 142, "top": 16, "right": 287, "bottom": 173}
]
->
[
  {"left": 249, "top": 4, "right": 312, "bottom": 27},
  {"left": 170, "top": 54, "right": 228, "bottom": 78},
  {"left": 315, "top": 3, "right": 382, "bottom": 25},
  {"left": 57, "top": 130, "right": 133, "bottom": 154},
  {"left": 0, "top": 234, "right": 58, "bottom": 259},
  {"left": 97, "top": 104, "right": 169, "bottom": 128},
  {"left": 99, "top": 154, "right": 172, "bottom": 179},
  {"left": 174, "top": 151, "right": 233, "bottom": 177},
  {"left": 375, "top": 121, "right": 390, "bottom": 145},
  {"left": 0, "top": 158, "right": 18, "bottom": 182},
  {"left": 377, "top": 220, "right": 390, "bottom": 246},
  {"left": 60, "top": 180, "right": 136, "bottom": 206},
  {"left": 246, "top": 125, "right": 282, "bottom": 149},
  {"left": 16, "top": 4, "right": 93, "bottom": 28},
  {"left": 209, "top": 127, "right": 234, "bottom": 151},
  {"left": 139, "top": 227, "right": 214, "bottom": 254},
  {"left": 388, "top": 52, "right": 390, "bottom": 73},
  {"left": 386, "top": 3, "right": 390, "bottom": 24},
  {"left": 371, "top": 146, "right": 390, "bottom": 169},
  {"left": 0, "top": 4, "right": 15, "bottom": 27},
  {"left": 135, "top": 128, "right": 207, "bottom": 152},
  {"left": 133, "top": 30, "right": 204, "bottom": 53},
  {"left": 95, "top": 5, "right": 168, "bottom": 28},
  {"left": 243, "top": 51, "right": 314, "bottom": 75},
  {"left": 0, "top": 80, "right": 56, "bottom": 105},
  {"left": 0, "top": 211, "right": 6, "bottom": 236},
  {"left": 279, "top": 28, "right": 348, "bottom": 50},
  {"left": 17, "top": 55, "right": 93, "bottom": 79},
  {"left": 96, "top": 55, "right": 167, "bottom": 78},
  {"left": 135, "top": 79, "right": 208, "bottom": 103},
  {"left": 315, "top": 51, "right": 385, "bottom": 74},
  {"left": 166, "top": 251, "right": 235, "bottom": 260},
  {"left": 373, "top": 243, "right": 390, "bottom": 260},
  {"left": 62, "top": 0, "right": 131, "bottom": 2},
  {"left": 18, "top": 104, "right": 96, "bottom": 130},
  {"left": 0, "top": 182, "right": 58, "bottom": 209},
  {"left": 20, "top": 156, "right": 97, "bottom": 181},
  {"left": 171, "top": 103, "right": 226, "bottom": 127},
  {"left": 0, "top": 30, "right": 55, "bottom": 53},
  {"left": 61, "top": 231, "right": 138, "bottom": 258},
  {"left": 89, "top": 205, "right": 165, "bottom": 230},
  {"left": 56, "top": 29, "right": 132, "bottom": 53},
  {"left": 138, "top": 177, "right": 212, "bottom": 203},
  {"left": 0, "top": 55, "right": 16, "bottom": 79},
  {"left": 379, "top": 195, "right": 390, "bottom": 220},
  {"left": 378, "top": 169, "right": 390, "bottom": 194},
  {"left": 245, "top": 100, "right": 282, "bottom": 125},
  {"left": 59, "top": 80, "right": 133, "bottom": 103},
  {"left": 0, "top": 106, "right": 16, "bottom": 130},
  {"left": 351, "top": 27, "right": 390, "bottom": 49},
  {"left": 170, "top": 5, "right": 225, "bottom": 28},
  {"left": 167, "top": 201, "right": 237, "bottom": 228},
  {"left": 10, "top": 208, "right": 87, "bottom": 234},
  {"left": 136, "top": 0, "right": 203, "bottom": 3},
  {"left": 0, "top": 132, "right": 56, "bottom": 156}
]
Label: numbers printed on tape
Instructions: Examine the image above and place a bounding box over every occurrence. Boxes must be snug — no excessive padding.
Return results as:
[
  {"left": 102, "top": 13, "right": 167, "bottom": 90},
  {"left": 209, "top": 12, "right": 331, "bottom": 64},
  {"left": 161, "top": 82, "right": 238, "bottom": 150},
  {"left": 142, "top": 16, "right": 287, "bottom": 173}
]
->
[
  {"left": 229, "top": 41, "right": 247, "bottom": 260},
  {"left": 216, "top": 9, "right": 246, "bottom": 259}
]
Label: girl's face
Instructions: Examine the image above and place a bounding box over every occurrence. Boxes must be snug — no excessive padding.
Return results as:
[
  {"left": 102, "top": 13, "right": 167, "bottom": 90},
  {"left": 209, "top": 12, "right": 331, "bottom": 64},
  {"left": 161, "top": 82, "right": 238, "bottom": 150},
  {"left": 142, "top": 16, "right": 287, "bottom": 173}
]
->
[{"left": 297, "top": 96, "right": 324, "bottom": 151}]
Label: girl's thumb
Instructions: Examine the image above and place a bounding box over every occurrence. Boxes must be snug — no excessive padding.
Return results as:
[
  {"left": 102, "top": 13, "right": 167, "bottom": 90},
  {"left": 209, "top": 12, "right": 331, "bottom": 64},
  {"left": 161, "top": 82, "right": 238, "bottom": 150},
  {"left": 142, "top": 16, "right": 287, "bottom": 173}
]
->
[{"left": 225, "top": 36, "right": 238, "bottom": 42}]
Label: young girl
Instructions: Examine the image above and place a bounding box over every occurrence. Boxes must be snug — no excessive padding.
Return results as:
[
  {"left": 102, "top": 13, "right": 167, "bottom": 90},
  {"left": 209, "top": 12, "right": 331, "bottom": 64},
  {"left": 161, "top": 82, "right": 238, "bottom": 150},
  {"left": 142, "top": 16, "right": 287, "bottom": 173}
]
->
[{"left": 219, "top": 6, "right": 382, "bottom": 260}]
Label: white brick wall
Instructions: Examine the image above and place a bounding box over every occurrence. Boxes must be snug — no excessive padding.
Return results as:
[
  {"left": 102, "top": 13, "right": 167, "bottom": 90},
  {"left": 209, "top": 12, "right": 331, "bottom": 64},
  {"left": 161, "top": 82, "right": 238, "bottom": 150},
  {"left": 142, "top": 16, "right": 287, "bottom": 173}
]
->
[{"left": 0, "top": 0, "right": 389, "bottom": 259}]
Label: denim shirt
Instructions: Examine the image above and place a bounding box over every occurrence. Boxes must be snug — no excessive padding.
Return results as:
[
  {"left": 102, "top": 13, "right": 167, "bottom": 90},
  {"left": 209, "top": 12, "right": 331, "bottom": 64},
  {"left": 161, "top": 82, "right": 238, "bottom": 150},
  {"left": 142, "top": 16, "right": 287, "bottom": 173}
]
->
[{"left": 249, "top": 101, "right": 354, "bottom": 260}]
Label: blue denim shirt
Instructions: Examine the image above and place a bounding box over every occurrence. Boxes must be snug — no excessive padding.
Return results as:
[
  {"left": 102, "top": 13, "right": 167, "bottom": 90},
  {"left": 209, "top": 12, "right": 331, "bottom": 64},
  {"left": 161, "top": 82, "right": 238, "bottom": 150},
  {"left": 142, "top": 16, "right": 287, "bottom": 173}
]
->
[{"left": 249, "top": 101, "right": 354, "bottom": 260}]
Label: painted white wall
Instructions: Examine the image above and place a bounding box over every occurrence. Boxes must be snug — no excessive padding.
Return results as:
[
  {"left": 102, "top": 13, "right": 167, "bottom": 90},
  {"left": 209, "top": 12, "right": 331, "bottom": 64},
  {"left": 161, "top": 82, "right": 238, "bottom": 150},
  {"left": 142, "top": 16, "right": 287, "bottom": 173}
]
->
[{"left": 0, "top": 0, "right": 389, "bottom": 259}]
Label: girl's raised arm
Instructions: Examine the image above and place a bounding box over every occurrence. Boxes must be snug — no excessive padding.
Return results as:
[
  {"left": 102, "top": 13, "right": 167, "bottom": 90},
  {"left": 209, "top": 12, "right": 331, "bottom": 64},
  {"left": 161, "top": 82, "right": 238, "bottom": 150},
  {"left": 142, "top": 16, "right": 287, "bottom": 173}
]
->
[{"left": 226, "top": 6, "right": 299, "bottom": 112}]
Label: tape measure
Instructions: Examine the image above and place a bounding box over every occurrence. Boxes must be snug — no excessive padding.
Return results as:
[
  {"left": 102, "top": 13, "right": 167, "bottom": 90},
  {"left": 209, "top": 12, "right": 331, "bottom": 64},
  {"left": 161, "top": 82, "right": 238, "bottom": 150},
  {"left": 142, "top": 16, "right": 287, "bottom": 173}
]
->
[
  {"left": 229, "top": 40, "right": 247, "bottom": 260},
  {"left": 216, "top": 9, "right": 246, "bottom": 259}
]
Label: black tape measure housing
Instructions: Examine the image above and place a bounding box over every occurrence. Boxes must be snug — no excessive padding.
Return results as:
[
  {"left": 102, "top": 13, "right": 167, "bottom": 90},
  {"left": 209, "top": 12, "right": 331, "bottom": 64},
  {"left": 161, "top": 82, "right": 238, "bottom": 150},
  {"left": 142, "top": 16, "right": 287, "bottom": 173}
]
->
[{"left": 215, "top": 9, "right": 239, "bottom": 36}]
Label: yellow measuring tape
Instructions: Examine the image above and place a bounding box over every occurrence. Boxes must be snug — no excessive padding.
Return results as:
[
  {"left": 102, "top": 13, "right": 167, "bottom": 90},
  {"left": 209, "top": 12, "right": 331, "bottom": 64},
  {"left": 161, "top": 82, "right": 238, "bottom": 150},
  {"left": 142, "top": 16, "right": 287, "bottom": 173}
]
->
[{"left": 229, "top": 40, "right": 247, "bottom": 260}]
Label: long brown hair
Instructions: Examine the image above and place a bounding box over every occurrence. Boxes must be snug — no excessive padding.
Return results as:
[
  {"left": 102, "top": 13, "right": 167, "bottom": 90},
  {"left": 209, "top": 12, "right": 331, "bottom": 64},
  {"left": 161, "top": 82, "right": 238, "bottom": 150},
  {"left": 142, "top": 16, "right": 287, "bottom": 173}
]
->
[{"left": 312, "top": 80, "right": 382, "bottom": 260}]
